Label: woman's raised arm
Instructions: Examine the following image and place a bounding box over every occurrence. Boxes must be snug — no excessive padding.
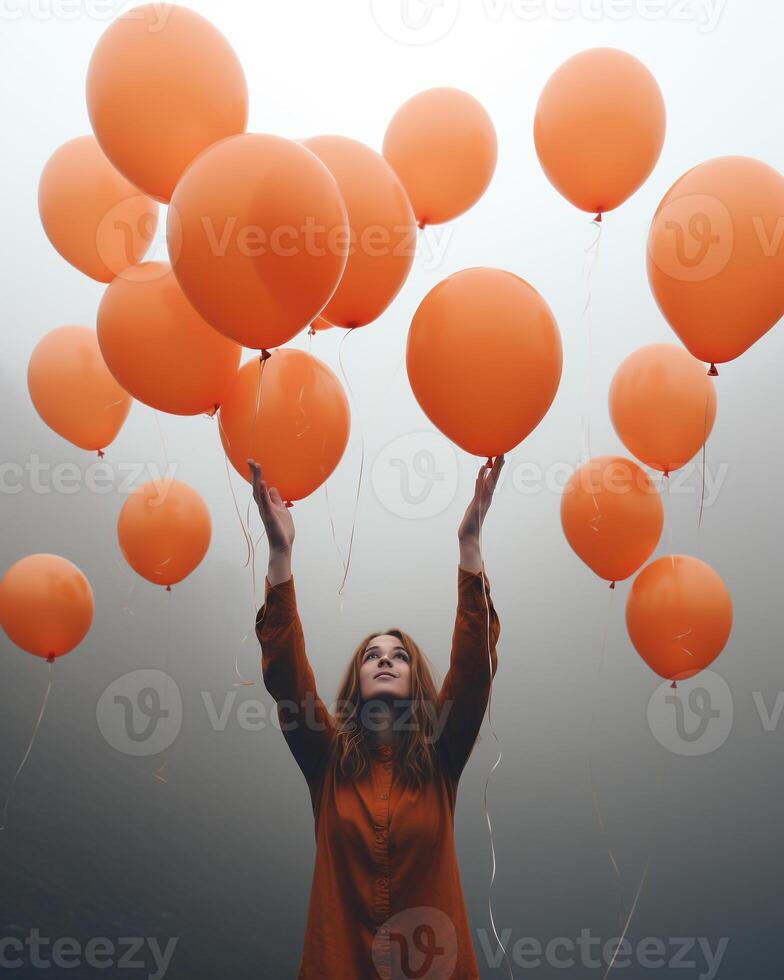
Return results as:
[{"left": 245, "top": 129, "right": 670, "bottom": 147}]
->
[
  {"left": 249, "top": 459, "right": 335, "bottom": 793},
  {"left": 436, "top": 456, "right": 504, "bottom": 783}
]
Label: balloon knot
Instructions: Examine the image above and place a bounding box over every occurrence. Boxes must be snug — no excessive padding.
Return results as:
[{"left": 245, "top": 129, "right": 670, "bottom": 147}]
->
[
  {"left": 593, "top": 212, "right": 603, "bottom": 224},
  {"left": 485, "top": 456, "right": 493, "bottom": 468},
  {"left": 708, "top": 363, "right": 719, "bottom": 376},
  {"left": 284, "top": 500, "right": 293, "bottom": 508},
  {"left": 308, "top": 326, "right": 315, "bottom": 336},
  {"left": 670, "top": 680, "right": 678, "bottom": 689},
  {"left": 663, "top": 470, "right": 670, "bottom": 479},
  {"left": 609, "top": 580, "right": 616, "bottom": 590},
  {"left": 46, "top": 653, "right": 55, "bottom": 664},
  {"left": 165, "top": 585, "right": 172, "bottom": 592},
  {"left": 417, "top": 220, "right": 426, "bottom": 230},
  {"left": 260, "top": 349, "right": 272, "bottom": 362},
  {"left": 207, "top": 404, "right": 219, "bottom": 418},
  {"left": 97, "top": 449, "right": 105, "bottom": 459}
]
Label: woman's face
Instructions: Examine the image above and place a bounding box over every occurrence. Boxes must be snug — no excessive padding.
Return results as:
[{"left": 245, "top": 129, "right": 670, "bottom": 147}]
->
[{"left": 359, "top": 634, "right": 412, "bottom": 701}]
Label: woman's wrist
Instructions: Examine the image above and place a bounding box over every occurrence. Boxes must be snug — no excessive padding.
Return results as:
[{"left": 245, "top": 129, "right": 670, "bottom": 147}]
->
[
  {"left": 458, "top": 536, "right": 482, "bottom": 574},
  {"left": 267, "top": 548, "right": 292, "bottom": 586}
]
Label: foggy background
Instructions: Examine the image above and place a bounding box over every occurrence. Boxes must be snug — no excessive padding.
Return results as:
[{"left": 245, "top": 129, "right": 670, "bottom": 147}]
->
[{"left": 2, "top": 0, "right": 783, "bottom": 976}]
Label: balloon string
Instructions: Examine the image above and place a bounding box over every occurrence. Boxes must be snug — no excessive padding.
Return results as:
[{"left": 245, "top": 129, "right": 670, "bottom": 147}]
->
[
  {"left": 659, "top": 473, "right": 675, "bottom": 571},
  {"left": 698, "top": 388, "right": 711, "bottom": 529},
  {"left": 323, "top": 479, "right": 348, "bottom": 582},
  {"left": 245, "top": 353, "right": 270, "bottom": 606},
  {"left": 337, "top": 328, "right": 365, "bottom": 603},
  {"left": 153, "top": 585, "right": 173, "bottom": 783},
  {"left": 580, "top": 217, "right": 603, "bottom": 462},
  {"left": 218, "top": 418, "right": 253, "bottom": 571},
  {"left": 586, "top": 586, "right": 624, "bottom": 933},
  {"left": 477, "top": 466, "right": 515, "bottom": 980},
  {"left": 152, "top": 409, "right": 171, "bottom": 477},
  {"left": 0, "top": 661, "right": 54, "bottom": 831}
]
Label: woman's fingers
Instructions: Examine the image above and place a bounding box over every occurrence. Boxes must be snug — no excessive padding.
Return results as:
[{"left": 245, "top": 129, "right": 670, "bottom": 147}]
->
[{"left": 268, "top": 486, "right": 284, "bottom": 507}]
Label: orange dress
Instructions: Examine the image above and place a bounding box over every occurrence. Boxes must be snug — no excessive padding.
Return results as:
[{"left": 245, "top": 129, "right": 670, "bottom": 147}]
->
[{"left": 255, "top": 563, "right": 501, "bottom": 980}]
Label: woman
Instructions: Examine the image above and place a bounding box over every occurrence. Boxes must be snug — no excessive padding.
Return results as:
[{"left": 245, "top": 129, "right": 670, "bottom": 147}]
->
[{"left": 250, "top": 453, "right": 504, "bottom": 980}]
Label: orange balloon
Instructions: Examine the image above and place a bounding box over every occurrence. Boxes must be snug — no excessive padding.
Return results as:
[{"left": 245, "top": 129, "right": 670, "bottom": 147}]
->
[
  {"left": 38, "top": 136, "right": 158, "bottom": 282},
  {"left": 168, "top": 134, "right": 348, "bottom": 350},
  {"left": 97, "top": 262, "right": 241, "bottom": 416},
  {"left": 534, "top": 48, "right": 666, "bottom": 214},
  {"left": 117, "top": 479, "right": 211, "bottom": 587},
  {"left": 407, "top": 268, "right": 562, "bottom": 457},
  {"left": 383, "top": 88, "right": 497, "bottom": 226},
  {"left": 609, "top": 344, "right": 717, "bottom": 474},
  {"left": 218, "top": 349, "right": 350, "bottom": 502},
  {"left": 87, "top": 3, "right": 248, "bottom": 203},
  {"left": 302, "top": 136, "right": 416, "bottom": 328},
  {"left": 626, "top": 555, "right": 732, "bottom": 682},
  {"left": 0, "top": 554, "right": 93, "bottom": 660},
  {"left": 647, "top": 156, "right": 784, "bottom": 368},
  {"left": 310, "top": 316, "right": 334, "bottom": 332},
  {"left": 28, "top": 326, "right": 132, "bottom": 452},
  {"left": 561, "top": 456, "right": 663, "bottom": 584}
]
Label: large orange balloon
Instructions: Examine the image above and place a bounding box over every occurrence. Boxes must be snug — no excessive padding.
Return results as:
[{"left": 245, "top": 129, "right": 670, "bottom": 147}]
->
[
  {"left": 28, "top": 326, "right": 132, "bottom": 453},
  {"left": 534, "top": 48, "right": 666, "bottom": 214},
  {"left": 383, "top": 88, "right": 497, "bottom": 226},
  {"left": 117, "top": 479, "right": 211, "bottom": 587},
  {"left": 38, "top": 136, "right": 158, "bottom": 282},
  {"left": 647, "top": 156, "right": 784, "bottom": 368},
  {"left": 168, "top": 134, "right": 348, "bottom": 350},
  {"left": 609, "top": 344, "right": 717, "bottom": 474},
  {"left": 626, "top": 555, "right": 732, "bottom": 682},
  {"left": 87, "top": 3, "right": 248, "bottom": 203},
  {"left": 407, "top": 268, "right": 562, "bottom": 457},
  {"left": 218, "top": 349, "right": 350, "bottom": 502},
  {"left": 0, "top": 554, "right": 93, "bottom": 660},
  {"left": 302, "top": 136, "right": 416, "bottom": 328},
  {"left": 561, "top": 456, "right": 663, "bottom": 584},
  {"left": 97, "top": 262, "right": 241, "bottom": 415}
]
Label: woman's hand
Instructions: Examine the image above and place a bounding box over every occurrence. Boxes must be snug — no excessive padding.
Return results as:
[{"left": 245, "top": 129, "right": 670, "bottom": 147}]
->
[
  {"left": 248, "top": 459, "right": 295, "bottom": 584},
  {"left": 458, "top": 455, "right": 504, "bottom": 573}
]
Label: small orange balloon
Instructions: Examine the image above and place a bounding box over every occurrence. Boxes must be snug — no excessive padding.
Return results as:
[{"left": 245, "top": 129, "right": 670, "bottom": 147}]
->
[
  {"left": 118, "top": 479, "right": 211, "bottom": 587},
  {"left": 534, "top": 48, "right": 666, "bottom": 214},
  {"left": 0, "top": 554, "right": 94, "bottom": 660},
  {"left": 561, "top": 456, "right": 663, "bottom": 584},
  {"left": 28, "top": 326, "right": 132, "bottom": 453},
  {"left": 97, "top": 262, "right": 241, "bottom": 416},
  {"left": 383, "top": 88, "right": 497, "bottom": 226},
  {"left": 609, "top": 344, "right": 717, "bottom": 474},
  {"left": 407, "top": 268, "right": 562, "bottom": 457},
  {"left": 626, "top": 555, "right": 733, "bottom": 682},
  {"left": 38, "top": 136, "right": 158, "bottom": 282},
  {"left": 87, "top": 3, "right": 248, "bottom": 203},
  {"left": 310, "top": 316, "right": 334, "bottom": 332},
  {"left": 168, "top": 134, "right": 348, "bottom": 350},
  {"left": 218, "top": 349, "right": 350, "bottom": 502},
  {"left": 648, "top": 156, "right": 784, "bottom": 367},
  {"left": 302, "top": 136, "right": 416, "bottom": 328}
]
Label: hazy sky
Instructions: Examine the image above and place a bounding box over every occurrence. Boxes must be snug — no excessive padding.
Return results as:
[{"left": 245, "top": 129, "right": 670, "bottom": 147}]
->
[{"left": 2, "top": 1, "right": 783, "bottom": 977}]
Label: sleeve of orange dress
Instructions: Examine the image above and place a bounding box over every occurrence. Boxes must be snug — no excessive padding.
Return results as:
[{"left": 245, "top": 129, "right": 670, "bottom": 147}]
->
[
  {"left": 436, "top": 562, "right": 501, "bottom": 783},
  {"left": 255, "top": 575, "right": 335, "bottom": 787}
]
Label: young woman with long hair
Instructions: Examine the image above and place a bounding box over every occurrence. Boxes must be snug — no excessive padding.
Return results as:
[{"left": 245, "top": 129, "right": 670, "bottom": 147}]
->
[{"left": 249, "top": 453, "right": 504, "bottom": 979}]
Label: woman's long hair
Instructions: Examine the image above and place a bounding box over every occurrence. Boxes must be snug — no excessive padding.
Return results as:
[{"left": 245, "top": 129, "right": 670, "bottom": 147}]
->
[{"left": 333, "top": 628, "right": 440, "bottom": 790}]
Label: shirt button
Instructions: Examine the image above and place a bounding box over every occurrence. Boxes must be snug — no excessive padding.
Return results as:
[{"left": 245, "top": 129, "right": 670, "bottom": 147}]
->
[{"left": 379, "top": 793, "right": 388, "bottom": 800}]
